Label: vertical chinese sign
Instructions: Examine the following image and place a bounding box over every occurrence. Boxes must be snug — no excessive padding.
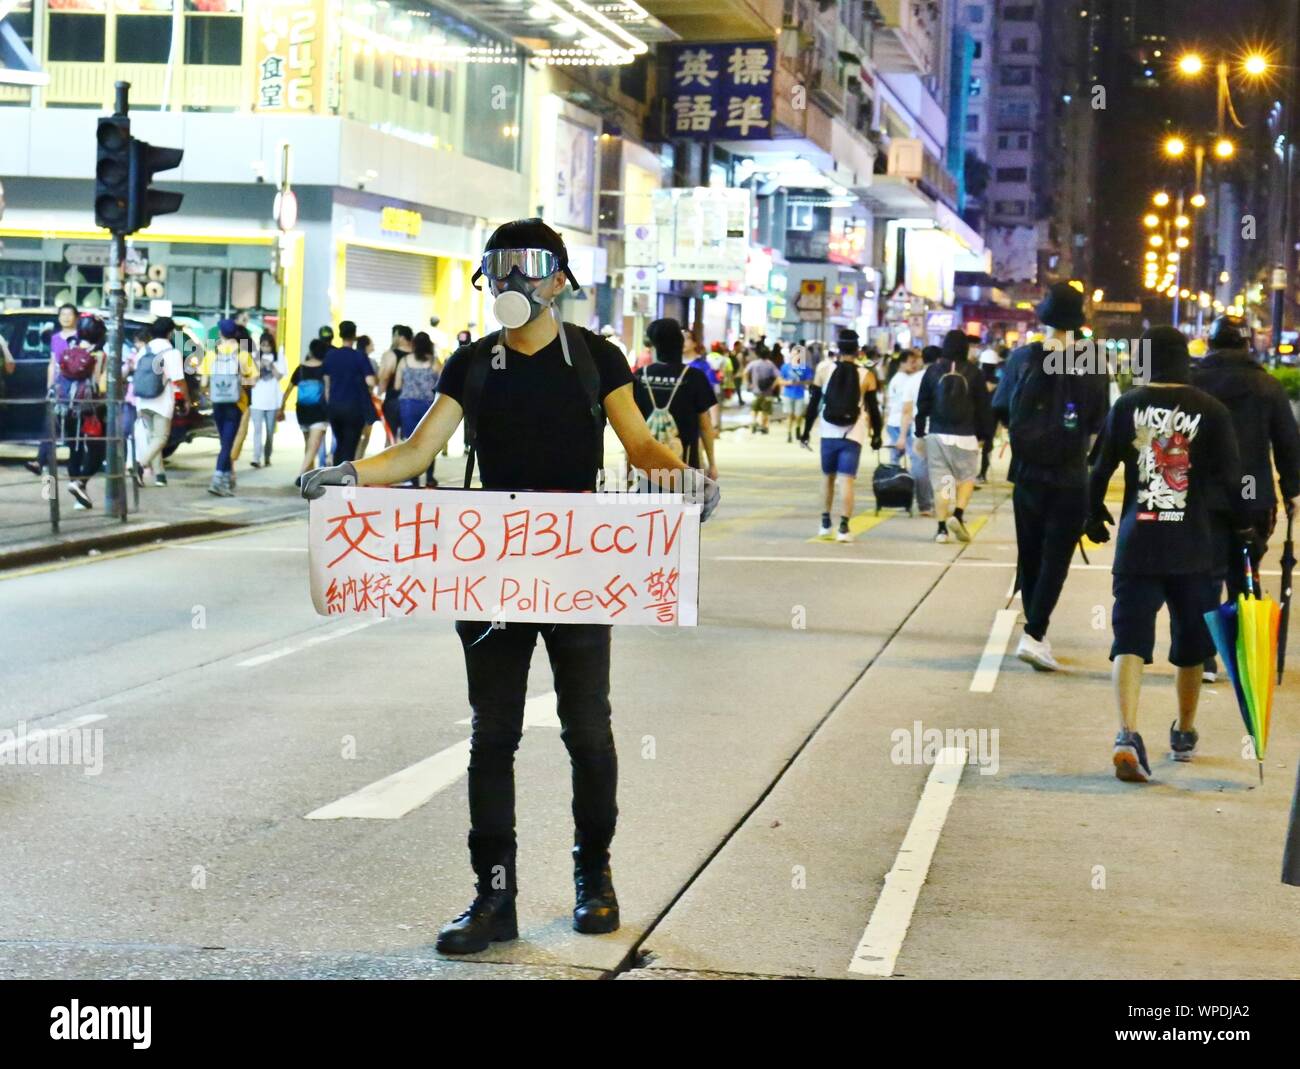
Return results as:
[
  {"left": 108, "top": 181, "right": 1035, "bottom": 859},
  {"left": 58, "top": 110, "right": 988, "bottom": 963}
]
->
[
  {"left": 665, "top": 42, "right": 775, "bottom": 141},
  {"left": 308, "top": 488, "right": 702, "bottom": 627},
  {"left": 254, "top": 0, "right": 333, "bottom": 114}
]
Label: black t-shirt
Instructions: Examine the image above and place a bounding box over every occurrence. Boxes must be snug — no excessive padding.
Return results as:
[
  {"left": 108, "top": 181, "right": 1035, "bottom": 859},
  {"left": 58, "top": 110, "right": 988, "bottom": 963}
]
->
[
  {"left": 1088, "top": 384, "right": 1244, "bottom": 575},
  {"left": 631, "top": 361, "right": 716, "bottom": 468},
  {"left": 438, "top": 327, "right": 633, "bottom": 491}
]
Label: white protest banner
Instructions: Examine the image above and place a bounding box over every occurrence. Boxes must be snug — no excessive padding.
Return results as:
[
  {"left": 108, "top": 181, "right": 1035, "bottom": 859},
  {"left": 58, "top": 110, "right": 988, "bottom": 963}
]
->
[{"left": 308, "top": 487, "right": 700, "bottom": 626}]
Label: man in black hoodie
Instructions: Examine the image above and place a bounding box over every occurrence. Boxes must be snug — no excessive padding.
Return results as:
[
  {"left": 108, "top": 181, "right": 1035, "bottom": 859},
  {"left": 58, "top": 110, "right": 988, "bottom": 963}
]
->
[
  {"left": 916, "top": 330, "right": 993, "bottom": 543},
  {"left": 993, "top": 282, "right": 1110, "bottom": 671},
  {"left": 1190, "top": 314, "right": 1300, "bottom": 598},
  {"left": 1087, "top": 327, "right": 1248, "bottom": 783}
]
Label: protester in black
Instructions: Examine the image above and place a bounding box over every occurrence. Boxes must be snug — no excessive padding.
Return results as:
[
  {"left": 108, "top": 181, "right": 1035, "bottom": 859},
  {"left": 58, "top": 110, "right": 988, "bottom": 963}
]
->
[
  {"left": 993, "top": 282, "right": 1109, "bottom": 671},
  {"left": 299, "top": 218, "right": 719, "bottom": 954},
  {"left": 633, "top": 318, "right": 718, "bottom": 477},
  {"left": 1087, "top": 326, "right": 1247, "bottom": 783},
  {"left": 1190, "top": 314, "right": 1300, "bottom": 598}
]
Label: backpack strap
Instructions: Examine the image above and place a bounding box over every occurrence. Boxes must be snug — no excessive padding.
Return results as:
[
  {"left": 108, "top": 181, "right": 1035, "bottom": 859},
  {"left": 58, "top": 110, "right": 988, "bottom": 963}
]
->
[
  {"left": 562, "top": 323, "right": 606, "bottom": 476},
  {"left": 460, "top": 331, "right": 500, "bottom": 489}
]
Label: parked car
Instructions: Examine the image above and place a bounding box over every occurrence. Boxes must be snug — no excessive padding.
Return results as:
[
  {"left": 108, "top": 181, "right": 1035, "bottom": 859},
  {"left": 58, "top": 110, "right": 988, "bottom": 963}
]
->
[{"left": 0, "top": 308, "right": 212, "bottom": 456}]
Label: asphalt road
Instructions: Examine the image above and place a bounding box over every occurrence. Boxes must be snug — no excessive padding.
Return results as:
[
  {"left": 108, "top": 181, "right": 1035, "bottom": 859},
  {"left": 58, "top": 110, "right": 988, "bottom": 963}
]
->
[{"left": 3, "top": 426, "right": 1299, "bottom": 980}]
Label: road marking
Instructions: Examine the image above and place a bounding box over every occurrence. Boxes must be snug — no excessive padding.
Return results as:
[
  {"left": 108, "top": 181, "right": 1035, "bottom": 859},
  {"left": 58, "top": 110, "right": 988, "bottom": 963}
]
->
[
  {"left": 238, "top": 617, "right": 387, "bottom": 668},
  {"left": 710, "top": 555, "right": 1116, "bottom": 573},
  {"left": 166, "top": 544, "right": 307, "bottom": 553},
  {"left": 1006, "top": 573, "right": 1020, "bottom": 599},
  {"left": 0, "top": 714, "right": 107, "bottom": 757},
  {"left": 308, "top": 692, "right": 559, "bottom": 820},
  {"left": 849, "top": 747, "right": 967, "bottom": 977},
  {"left": 806, "top": 512, "right": 893, "bottom": 544},
  {"left": 969, "top": 609, "right": 1020, "bottom": 693}
]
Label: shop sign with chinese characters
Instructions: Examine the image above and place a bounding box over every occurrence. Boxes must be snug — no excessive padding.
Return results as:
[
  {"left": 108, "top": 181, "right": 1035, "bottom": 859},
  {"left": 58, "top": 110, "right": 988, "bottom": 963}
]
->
[
  {"left": 666, "top": 43, "right": 774, "bottom": 141},
  {"left": 309, "top": 488, "right": 701, "bottom": 626},
  {"left": 255, "top": 0, "right": 330, "bottom": 114}
]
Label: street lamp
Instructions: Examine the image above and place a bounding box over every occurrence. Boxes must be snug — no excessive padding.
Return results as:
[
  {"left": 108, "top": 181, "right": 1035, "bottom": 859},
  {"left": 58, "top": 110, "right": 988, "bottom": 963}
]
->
[
  {"left": 1190, "top": 192, "right": 1207, "bottom": 208},
  {"left": 1175, "top": 214, "right": 1190, "bottom": 229},
  {"left": 1178, "top": 53, "right": 1205, "bottom": 76},
  {"left": 1144, "top": 212, "right": 1160, "bottom": 228},
  {"left": 1214, "top": 138, "right": 1236, "bottom": 159},
  {"left": 1165, "top": 136, "right": 1187, "bottom": 157},
  {"left": 1244, "top": 54, "right": 1270, "bottom": 77},
  {"left": 1150, "top": 234, "right": 1164, "bottom": 247},
  {"left": 1154, "top": 191, "right": 1171, "bottom": 207}
]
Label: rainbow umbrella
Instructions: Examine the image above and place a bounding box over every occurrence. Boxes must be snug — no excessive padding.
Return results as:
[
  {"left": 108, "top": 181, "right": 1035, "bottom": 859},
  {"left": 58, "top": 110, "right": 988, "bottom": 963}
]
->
[{"left": 1203, "top": 550, "right": 1279, "bottom": 783}]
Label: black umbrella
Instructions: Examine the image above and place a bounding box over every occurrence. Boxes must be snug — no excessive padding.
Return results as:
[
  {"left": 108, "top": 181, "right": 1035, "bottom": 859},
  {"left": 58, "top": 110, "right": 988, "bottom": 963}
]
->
[
  {"left": 1279, "top": 510, "right": 1296, "bottom": 685},
  {"left": 1284, "top": 760, "right": 1300, "bottom": 886}
]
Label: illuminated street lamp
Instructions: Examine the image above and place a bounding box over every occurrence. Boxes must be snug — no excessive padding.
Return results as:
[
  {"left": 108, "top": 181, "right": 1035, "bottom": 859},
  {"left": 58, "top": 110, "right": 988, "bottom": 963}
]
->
[
  {"left": 1150, "top": 234, "right": 1164, "bottom": 247},
  {"left": 1178, "top": 53, "right": 1205, "bottom": 76},
  {"left": 1214, "top": 138, "right": 1236, "bottom": 159},
  {"left": 1190, "top": 192, "right": 1207, "bottom": 208},
  {"left": 1144, "top": 213, "right": 1160, "bottom": 228},
  {"left": 1175, "top": 214, "right": 1190, "bottom": 229},
  {"left": 1154, "top": 191, "right": 1171, "bottom": 207},
  {"left": 1176, "top": 236, "right": 1191, "bottom": 249},
  {"left": 1165, "top": 136, "right": 1187, "bottom": 157},
  {"left": 1244, "top": 54, "right": 1269, "bottom": 77}
]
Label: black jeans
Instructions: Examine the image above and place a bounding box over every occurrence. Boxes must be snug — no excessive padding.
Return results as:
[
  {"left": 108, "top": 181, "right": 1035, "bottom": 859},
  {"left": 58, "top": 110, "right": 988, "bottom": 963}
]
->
[
  {"left": 328, "top": 409, "right": 365, "bottom": 464},
  {"left": 454, "top": 621, "right": 617, "bottom": 883},
  {"left": 1013, "top": 479, "right": 1087, "bottom": 642}
]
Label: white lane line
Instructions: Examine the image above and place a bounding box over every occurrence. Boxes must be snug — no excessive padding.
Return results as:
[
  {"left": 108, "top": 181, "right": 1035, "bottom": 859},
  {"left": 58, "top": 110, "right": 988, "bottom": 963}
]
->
[
  {"left": 308, "top": 692, "right": 559, "bottom": 820},
  {"left": 237, "top": 617, "right": 387, "bottom": 668},
  {"left": 0, "top": 714, "right": 107, "bottom": 757},
  {"left": 848, "top": 747, "right": 967, "bottom": 977},
  {"left": 711, "top": 555, "right": 1113, "bottom": 572},
  {"left": 969, "top": 609, "right": 1020, "bottom": 693},
  {"left": 1005, "top": 573, "right": 1020, "bottom": 599}
]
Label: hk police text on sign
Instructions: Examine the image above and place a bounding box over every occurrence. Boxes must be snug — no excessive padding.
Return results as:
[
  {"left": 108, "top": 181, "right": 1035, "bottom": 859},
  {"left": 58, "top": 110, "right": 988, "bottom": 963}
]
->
[
  {"left": 309, "top": 488, "right": 701, "bottom": 626},
  {"left": 667, "top": 43, "right": 774, "bottom": 140}
]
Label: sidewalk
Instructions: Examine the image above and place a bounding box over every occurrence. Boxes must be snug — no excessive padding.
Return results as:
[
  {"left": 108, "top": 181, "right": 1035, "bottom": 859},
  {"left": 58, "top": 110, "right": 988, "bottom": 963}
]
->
[{"left": 0, "top": 422, "right": 337, "bottom": 569}]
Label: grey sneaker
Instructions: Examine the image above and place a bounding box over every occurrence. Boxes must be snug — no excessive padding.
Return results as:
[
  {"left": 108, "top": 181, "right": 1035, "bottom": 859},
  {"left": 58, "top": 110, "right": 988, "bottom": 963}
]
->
[
  {"left": 1169, "top": 722, "right": 1199, "bottom": 762},
  {"left": 1113, "top": 730, "right": 1152, "bottom": 783}
]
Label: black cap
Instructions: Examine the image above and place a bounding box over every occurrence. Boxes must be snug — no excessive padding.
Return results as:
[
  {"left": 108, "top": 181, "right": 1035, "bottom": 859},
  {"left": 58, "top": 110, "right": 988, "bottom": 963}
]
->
[
  {"left": 1035, "top": 282, "right": 1086, "bottom": 331},
  {"left": 836, "top": 328, "right": 859, "bottom": 355},
  {"left": 646, "top": 318, "right": 684, "bottom": 362},
  {"left": 1142, "top": 325, "right": 1191, "bottom": 384},
  {"left": 477, "top": 217, "right": 578, "bottom": 289},
  {"left": 1208, "top": 314, "right": 1249, "bottom": 350}
]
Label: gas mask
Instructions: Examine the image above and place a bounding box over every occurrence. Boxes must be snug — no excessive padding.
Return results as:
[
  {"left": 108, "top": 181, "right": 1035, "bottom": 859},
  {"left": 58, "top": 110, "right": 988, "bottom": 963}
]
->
[{"left": 473, "top": 246, "right": 582, "bottom": 363}]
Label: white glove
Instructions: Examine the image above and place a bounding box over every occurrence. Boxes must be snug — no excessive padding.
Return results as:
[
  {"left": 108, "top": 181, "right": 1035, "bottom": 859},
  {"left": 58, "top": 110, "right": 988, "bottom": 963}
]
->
[
  {"left": 681, "top": 467, "right": 721, "bottom": 523},
  {"left": 298, "top": 461, "right": 358, "bottom": 500}
]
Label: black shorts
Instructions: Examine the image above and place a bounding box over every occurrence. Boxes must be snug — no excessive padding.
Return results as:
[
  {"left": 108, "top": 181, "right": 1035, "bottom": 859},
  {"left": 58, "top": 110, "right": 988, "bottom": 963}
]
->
[{"left": 1110, "top": 573, "right": 1218, "bottom": 667}]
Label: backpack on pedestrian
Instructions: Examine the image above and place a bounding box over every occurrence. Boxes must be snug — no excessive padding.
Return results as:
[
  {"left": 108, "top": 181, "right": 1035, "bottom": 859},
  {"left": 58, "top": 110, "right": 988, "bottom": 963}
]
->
[
  {"left": 58, "top": 343, "right": 97, "bottom": 382},
  {"left": 642, "top": 366, "right": 686, "bottom": 461},
  {"left": 821, "top": 362, "right": 862, "bottom": 427},
  {"left": 132, "top": 349, "right": 166, "bottom": 399},
  {"left": 1009, "top": 342, "right": 1088, "bottom": 467},
  {"left": 751, "top": 359, "right": 778, "bottom": 396},
  {"left": 934, "top": 358, "right": 974, "bottom": 427},
  {"left": 208, "top": 348, "right": 242, "bottom": 403}
]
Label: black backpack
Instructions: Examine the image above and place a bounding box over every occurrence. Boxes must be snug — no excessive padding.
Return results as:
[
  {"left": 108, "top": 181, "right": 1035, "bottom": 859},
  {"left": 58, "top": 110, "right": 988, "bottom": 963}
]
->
[
  {"left": 934, "top": 359, "right": 974, "bottom": 427},
  {"left": 459, "top": 323, "right": 605, "bottom": 489},
  {"left": 1008, "top": 343, "right": 1087, "bottom": 467},
  {"left": 821, "top": 362, "right": 862, "bottom": 426}
]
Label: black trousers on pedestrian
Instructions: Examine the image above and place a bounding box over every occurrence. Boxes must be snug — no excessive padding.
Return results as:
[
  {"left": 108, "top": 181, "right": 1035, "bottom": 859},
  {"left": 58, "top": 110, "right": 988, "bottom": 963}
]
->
[
  {"left": 1013, "top": 479, "right": 1087, "bottom": 642},
  {"left": 328, "top": 410, "right": 365, "bottom": 464},
  {"left": 454, "top": 621, "right": 617, "bottom": 888},
  {"left": 801, "top": 385, "right": 821, "bottom": 443}
]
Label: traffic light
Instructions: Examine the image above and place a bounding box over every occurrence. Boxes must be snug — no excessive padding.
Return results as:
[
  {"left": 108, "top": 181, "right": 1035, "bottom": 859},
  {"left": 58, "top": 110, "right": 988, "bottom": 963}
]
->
[
  {"left": 94, "top": 115, "right": 132, "bottom": 232},
  {"left": 126, "top": 139, "right": 184, "bottom": 234}
]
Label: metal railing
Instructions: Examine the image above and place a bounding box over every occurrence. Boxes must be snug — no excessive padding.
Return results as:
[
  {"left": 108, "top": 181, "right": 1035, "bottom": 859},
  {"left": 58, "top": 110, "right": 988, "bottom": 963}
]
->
[{"left": 0, "top": 393, "right": 138, "bottom": 536}]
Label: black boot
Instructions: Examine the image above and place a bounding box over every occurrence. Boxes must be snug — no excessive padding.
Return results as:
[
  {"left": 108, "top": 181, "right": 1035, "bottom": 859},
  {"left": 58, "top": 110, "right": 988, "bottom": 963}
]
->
[
  {"left": 436, "top": 839, "right": 518, "bottom": 955},
  {"left": 572, "top": 845, "right": 619, "bottom": 935}
]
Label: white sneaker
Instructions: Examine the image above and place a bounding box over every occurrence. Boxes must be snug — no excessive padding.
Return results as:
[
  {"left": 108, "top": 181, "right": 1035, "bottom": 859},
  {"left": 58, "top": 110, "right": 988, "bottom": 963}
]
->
[
  {"left": 1016, "top": 634, "right": 1062, "bottom": 672},
  {"left": 935, "top": 528, "right": 950, "bottom": 544},
  {"left": 836, "top": 527, "right": 853, "bottom": 543},
  {"left": 948, "top": 515, "right": 971, "bottom": 542},
  {"left": 1202, "top": 670, "right": 1217, "bottom": 684},
  {"left": 818, "top": 522, "right": 832, "bottom": 538}
]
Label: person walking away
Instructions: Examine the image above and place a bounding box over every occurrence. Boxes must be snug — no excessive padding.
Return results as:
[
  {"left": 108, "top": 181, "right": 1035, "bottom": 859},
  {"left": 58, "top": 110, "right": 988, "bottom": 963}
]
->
[
  {"left": 800, "top": 342, "right": 833, "bottom": 448},
  {"left": 706, "top": 343, "right": 729, "bottom": 431},
  {"left": 1086, "top": 326, "right": 1251, "bottom": 782},
  {"left": 51, "top": 315, "right": 108, "bottom": 510},
  {"left": 201, "top": 318, "right": 256, "bottom": 497},
  {"left": 746, "top": 348, "right": 780, "bottom": 434},
  {"left": 249, "top": 330, "right": 286, "bottom": 469},
  {"left": 634, "top": 317, "right": 718, "bottom": 478},
  {"left": 298, "top": 218, "right": 719, "bottom": 953},
  {"left": 1190, "top": 313, "right": 1300, "bottom": 679},
  {"left": 885, "top": 348, "right": 932, "bottom": 514},
  {"left": 354, "top": 334, "right": 382, "bottom": 458},
  {"left": 780, "top": 344, "right": 814, "bottom": 444},
  {"left": 395, "top": 330, "right": 441, "bottom": 487},
  {"left": 915, "top": 329, "right": 992, "bottom": 543},
  {"left": 814, "top": 329, "right": 873, "bottom": 541},
  {"left": 378, "top": 325, "right": 414, "bottom": 446},
  {"left": 977, "top": 339, "right": 1003, "bottom": 483},
  {"left": 323, "top": 320, "right": 377, "bottom": 465},
  {"left": 229, "top": 323, "right": 257, "bottom": 470},
  {"left": 130, "top": 317, "right": 186, "bottom": 487},
  {"left": 282, "top": 338, "right": 330, "bottom": 480},
  {"left": 993, "top": 283, "right": 1110, "bottom": 671}
]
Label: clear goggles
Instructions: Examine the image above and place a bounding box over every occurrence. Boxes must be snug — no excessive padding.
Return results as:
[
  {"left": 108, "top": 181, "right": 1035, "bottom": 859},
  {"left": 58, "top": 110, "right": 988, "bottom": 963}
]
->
[{"left": 480, "top": 247, "right": 561, "bottom": 281}]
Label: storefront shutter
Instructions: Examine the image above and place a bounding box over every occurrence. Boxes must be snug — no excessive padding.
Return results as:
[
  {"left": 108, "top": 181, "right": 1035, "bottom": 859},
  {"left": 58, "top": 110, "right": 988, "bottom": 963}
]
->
[{"left": 342, "top": 246, "right": 437, "bottom": 341}]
